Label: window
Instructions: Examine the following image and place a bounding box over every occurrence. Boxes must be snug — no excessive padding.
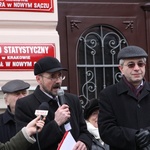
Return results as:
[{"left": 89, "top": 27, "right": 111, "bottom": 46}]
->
[{"left": 77, "top": 24, "right": 128, "bottom": 106}]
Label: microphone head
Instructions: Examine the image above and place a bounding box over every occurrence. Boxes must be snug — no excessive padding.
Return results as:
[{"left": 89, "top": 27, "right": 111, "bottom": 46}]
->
[
  {"left": 38, "top": 102, "right": 49, "bottom": 110},
  {"left": 57, "top": 89, "right": 64, "bottom": 96},
  {"left": 35, "top": 102, "right": 49, "bottom": 117}
]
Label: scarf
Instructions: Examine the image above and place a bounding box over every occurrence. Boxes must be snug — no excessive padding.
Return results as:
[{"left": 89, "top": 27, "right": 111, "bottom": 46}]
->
[{"left": 86, "top": 121, "right": 104, "bottom": 145}]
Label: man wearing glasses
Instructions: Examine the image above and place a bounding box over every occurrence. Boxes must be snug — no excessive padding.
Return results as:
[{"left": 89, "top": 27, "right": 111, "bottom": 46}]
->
[
  {"left": 15, "top": 56, "right": 92, "bottom": 150},
  {"left": 98, "top": 46, "right": 150, "bottom": 150}
]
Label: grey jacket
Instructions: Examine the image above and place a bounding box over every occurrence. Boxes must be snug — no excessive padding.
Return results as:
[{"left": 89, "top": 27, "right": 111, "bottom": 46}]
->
[{"left": 91, "top": 136, "right": 109, "bottom": 150}]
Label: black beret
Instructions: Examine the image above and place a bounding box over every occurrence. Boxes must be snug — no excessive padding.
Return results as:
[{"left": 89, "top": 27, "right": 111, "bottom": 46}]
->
[
  {"left": 34, "top": 56, "right": 67, "bottom": 75},
  {"left": 117, "top": 46, "right": 148, "bottom": 61},
  {"left": 1, "top": 80, "right": 30, "bottom": 93},
  {"left": 84, "top": 98, "right": 99, "bottom": 120}
]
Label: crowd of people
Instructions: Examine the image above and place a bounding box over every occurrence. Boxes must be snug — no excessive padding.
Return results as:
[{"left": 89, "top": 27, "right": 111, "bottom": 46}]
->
[{"left": 0, "top": 45, "right": 149, "bottom": 150}]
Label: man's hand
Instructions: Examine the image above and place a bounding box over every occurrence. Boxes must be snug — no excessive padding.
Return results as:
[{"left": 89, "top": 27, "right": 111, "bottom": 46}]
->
[
  {"left": 135, "top": 129, "right": 150, "bottom": 149},
  {"left": 72, "top": 141, "right": 87, "bottom": 150},
  {"left": 25, "top": 116, "right": 45, "bottom": 136},
  {"left": 54, "top": 104, "right": 70, "bottom": 126}
]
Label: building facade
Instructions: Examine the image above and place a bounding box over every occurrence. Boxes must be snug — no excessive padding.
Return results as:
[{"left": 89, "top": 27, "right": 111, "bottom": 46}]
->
[{"left": 0, "top": 0, "right": 150, "bottom": 111}]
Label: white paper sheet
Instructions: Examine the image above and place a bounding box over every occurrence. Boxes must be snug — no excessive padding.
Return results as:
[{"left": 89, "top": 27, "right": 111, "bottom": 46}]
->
[{"left": 57, "top": 131, "right": 76, "bottom": 150}]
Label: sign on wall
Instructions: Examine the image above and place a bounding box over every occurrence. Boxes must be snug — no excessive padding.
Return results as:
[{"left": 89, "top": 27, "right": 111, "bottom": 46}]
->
[
  {"left": 0, "top": 43, "right": 55, "bottom": 71},
  {"left": 0, "top": 0, "right": 54, "bottom": 12}
]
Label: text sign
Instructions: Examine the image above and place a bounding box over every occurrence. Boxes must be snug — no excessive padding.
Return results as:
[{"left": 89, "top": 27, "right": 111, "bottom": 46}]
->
[
  {"left": 0, "top": 0, "right": 54, "bottom": 12},
  {"left": 0, "top": 43, "right": 56, "bottom": 71}
]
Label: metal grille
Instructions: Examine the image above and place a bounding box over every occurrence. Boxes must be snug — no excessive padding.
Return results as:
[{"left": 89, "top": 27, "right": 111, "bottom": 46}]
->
[{"left": 76, "top": 25, "right": 128, "bottom": 107}]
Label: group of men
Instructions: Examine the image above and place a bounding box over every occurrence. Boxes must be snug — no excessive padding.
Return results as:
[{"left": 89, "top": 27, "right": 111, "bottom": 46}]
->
[
  {"left": 0, "top": 56, "right": 92, "bottom": 150},
  {"left": 1, "top": 45, "right": 150, "bottom": 150}
]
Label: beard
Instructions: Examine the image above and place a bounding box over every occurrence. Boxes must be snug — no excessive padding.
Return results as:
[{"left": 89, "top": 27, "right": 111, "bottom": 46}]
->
[{"left": 42, "top": 83, "right": 61, "bottom": 97}]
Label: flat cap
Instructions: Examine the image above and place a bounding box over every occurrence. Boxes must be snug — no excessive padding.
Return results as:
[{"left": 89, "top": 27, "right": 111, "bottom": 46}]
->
[
  {"left": 1, "top": 80, "right": 30, "bottom": 93},
  {"left": 117, "top": 46, "right": 148, "bottom": 61},
  {"left": 34, "top": 56, "right": 67, "bottom": 75},
  {"left": 84, "top": 98, "right": 99, "bottom": 120}
]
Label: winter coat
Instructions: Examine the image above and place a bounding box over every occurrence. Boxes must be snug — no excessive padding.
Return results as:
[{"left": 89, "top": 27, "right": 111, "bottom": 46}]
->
[
  {"left": 15, "top": 85, "right": 92, "bottom": 150},
  {"left": 98, "top": 78, "right": 150, "bottom": 150},
  {"left": 0, "top": 109, "right": 16, "bottom": 142}
]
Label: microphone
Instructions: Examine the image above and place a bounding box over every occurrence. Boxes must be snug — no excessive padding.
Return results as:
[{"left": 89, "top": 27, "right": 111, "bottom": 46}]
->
[
  {"left": 57, "top": 89, "right": 67, "bottom": 105},
  {"left": 57, "top": 89, "right": 72, "bottom": 131},
  {"left": 35, "top": 102, "right": 49, "bottom": 120},
  {"left": 35, "top": 102, "right": 49, "bottom": 150}
]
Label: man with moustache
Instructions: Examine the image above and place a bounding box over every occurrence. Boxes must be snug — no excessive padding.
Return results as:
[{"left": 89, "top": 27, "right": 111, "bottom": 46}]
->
[{"left": 15, "top": 56, "right": 92, "bottom": 150}]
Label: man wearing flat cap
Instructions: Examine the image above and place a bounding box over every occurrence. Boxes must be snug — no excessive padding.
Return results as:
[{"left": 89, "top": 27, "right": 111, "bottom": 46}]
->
[
  {"left": 0, "top": 79, "right": 30, "bottom": 142},
  {"left": 15, "top": 56, "right": 92, "bottom": 150},
  {"left": 98, "top": 45, "right": 150, "bottom": 150}
]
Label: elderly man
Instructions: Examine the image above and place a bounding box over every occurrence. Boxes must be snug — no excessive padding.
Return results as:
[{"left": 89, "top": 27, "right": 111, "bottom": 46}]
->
[
  {"left": 98, "top": 46, "right": 150, "bottom": 150},
  {"left": 0, "top": 80, "right": 30, "bottom": 142}
]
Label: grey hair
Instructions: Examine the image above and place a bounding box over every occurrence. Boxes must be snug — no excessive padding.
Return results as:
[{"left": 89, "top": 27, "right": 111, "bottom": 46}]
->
[
  {"left": 119, "top": 58, "right": 147, "bottom": 66},
  {"left": 3, "top": 93, "right": 8, "bottom": 100}
]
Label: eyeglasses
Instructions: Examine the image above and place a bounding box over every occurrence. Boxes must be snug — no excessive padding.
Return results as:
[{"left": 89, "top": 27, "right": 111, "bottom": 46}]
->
[
  {"left": 124, "top": 62, "right": 146, "bottom": 68},
  {"left": 41, "top": 75, "right": 66, "bottom": 81}
]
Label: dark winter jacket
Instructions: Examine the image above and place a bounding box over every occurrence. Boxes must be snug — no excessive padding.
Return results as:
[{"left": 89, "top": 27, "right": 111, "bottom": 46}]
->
[
  {"left": 15, "top": 86, "right": 92, "bottom": 150},
  {"left": 98, "top": 78, "right": 150, "bottom": 150},
  {"left": 0, "top": 109, "right": 16, "bottom": 142}
]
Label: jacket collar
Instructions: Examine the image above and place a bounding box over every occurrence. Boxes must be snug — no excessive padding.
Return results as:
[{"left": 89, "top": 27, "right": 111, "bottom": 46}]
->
[
  {"left": 34, "top": 85, "right": 56, "bottom": 103},
  {"left": 117, "top": 77, "right": 150, "bottom": 100},
  {"left": 3, "top": 109, "right": 15, "bottom": 124}
]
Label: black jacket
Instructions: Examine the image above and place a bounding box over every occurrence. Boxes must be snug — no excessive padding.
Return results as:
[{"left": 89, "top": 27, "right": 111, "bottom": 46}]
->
[
  {"left": 0, "top": 109, "right": 16, "bottom": 142},
  {"left": 15, "top": 86, "right": 92, "bottom": 150},
  {"left": 98, "top": 78, "right": 150, "bottom": 150}
]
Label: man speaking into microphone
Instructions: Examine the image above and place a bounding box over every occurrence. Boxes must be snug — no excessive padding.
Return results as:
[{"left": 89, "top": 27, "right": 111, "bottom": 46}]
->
[{"left": 15, "top": 56, "right": 92, "bottom": 150}]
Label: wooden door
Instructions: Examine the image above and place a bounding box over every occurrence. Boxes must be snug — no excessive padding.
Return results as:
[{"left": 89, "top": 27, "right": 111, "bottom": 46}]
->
[{"left": 58, "top": 2, "right": 147, "bottom": 105}]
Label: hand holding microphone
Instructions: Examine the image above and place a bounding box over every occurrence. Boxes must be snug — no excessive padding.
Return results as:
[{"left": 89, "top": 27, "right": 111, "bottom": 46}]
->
[
  {"left": 34, "top": 102, "right": 49, "bottom": 150},
  {"left": 54, "top": 104, "right": 70, "bottom": 126},
  {"left": 56, "top": 89, "right": 72, "bottom": 131},
  {"left": 25, "top": 115, "right": 45, "bottom": 136}
]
